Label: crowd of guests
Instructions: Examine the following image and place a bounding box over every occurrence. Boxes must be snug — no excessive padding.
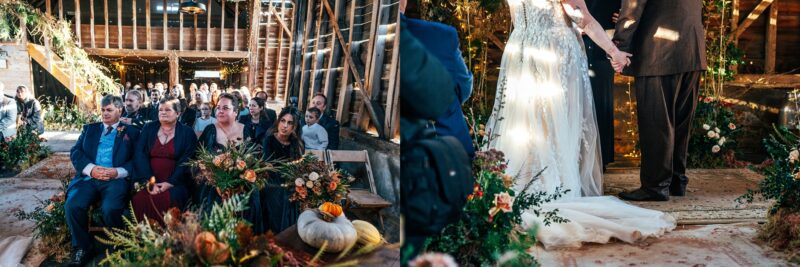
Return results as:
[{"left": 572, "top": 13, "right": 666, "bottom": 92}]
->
[
  {"left": 0, "top": 81, "right": 45, "bottom": 141},
  {"left": 61, "top": 80, "right": 341, "bottom": 266}
]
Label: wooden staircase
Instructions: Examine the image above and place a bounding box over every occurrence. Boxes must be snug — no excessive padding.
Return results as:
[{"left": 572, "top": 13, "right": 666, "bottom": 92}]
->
[{"left": 27, "top": 43, "right": 96, "bottom": 109}]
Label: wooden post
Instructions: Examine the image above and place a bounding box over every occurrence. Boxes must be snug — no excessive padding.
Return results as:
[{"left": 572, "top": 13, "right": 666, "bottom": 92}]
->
[
  {"left": 169, "top": 53, "right": 179, "bottom": 86},
  {"left": 263, "top": 4, "right": 273, "bottom": 93},
  {"left": 308, "top": 0, "right": 325, "bottom": 97},
  {"left": 384, "top": 23, "right": 400, "bottom": 137},
  {"left": 221, "top": 0, "right": 226, "bottom": 51},
  {"left": 118, "top": 0, "right": 122, "bottom": 49},
  {"left": 297, "top": 0, "right": 316, "bottom": 111},
  {"left": 179, "top": 12, "right": 184, "bottom": 51},
  {"left": 207, "top": 0, "right": 212, "bottom": 50},
  {"left": 133, "top": 0, "right": 138, "bottom": 49},
  {"left": 194, "top": 14, "right": 198, "bottom": 50},
  {"left": 282, "top": 0, "right": 295, "bottom": 101},
  {"left": 146, "top": 0, "right": 152, "bottom": 50},
  {"left": 765, "top": 0, "right": 778, "bottom": 73},
  {"left": 90, "top": 0, "right": 96, "bottom": 48},
  {"left": 104, "top": 0, "right": 109, "bottom": 48},
  {"left": 59, "top": 0, "right": 63, "bottom": 20},
  {"left": 75, "top": 0, "right": 81, "bottom": 47},
  {"left": 362, "top": 0, "right": 381, "bottom": 98},
  {"left": 247, "top": 0, "right": 262, "bottom": 89},
  {"left": 163, "top": 0, "right": 168, "bottom": 50},
  {"left": 335, "top": 0, "right": 357, "bottom": 123},
  {"left": 731, "top": 0, "right": 739, "bottom": 43},
  {"left": 323, "top": 0, "right": 343, "bottom": 102},
  {"left": 46, "top": 0, "right": 51, "bottom": 17},
  {"left": 734, "top": 0, "right": 773, "bottom": 39},
  {"left": 234, "top": 1, "right": 239, "bottom": 51},
  {"left": 274, "top": 12, "right": 284, "bottom": 100}
]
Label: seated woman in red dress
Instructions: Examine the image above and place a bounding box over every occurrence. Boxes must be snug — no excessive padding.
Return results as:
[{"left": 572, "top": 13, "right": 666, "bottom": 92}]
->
[{"left": 132, "top": 97, "right": 198, "bottom": 224}]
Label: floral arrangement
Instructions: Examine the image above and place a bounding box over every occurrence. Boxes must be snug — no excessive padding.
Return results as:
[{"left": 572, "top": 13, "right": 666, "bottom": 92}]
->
[
  {"left": 737, "top": 126, "right": 800, "bottom": 262},
  {"left": 275, "top": 154, "right": 354, "bottom": 210},
  {"left": 97, "top": 194, "right": 306, "bottom": 266},
  {"left": 0, "top": 125, "right": 51, "bottom": 175},
  {"left": 189, "top": 141, "right": 272, "bottom": 199},
  {"left": 688, "top": 95, "right": 743, "bottom": 168},
  {"left": 422, "top": 149, "right": 567, "bottom": 266},
  {"left": 41, "top": 96, "right": 99, "bottom": 131}
]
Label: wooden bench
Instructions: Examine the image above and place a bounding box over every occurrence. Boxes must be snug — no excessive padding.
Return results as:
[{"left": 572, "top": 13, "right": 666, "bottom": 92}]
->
[{"left": 327, "top": 150, "right": 392, "bottom": 230}]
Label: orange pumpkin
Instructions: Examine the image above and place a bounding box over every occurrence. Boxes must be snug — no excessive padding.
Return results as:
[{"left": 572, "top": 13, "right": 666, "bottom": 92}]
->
[
  {"left": 193, "top": 232, "right": 230, "bottom": 264},
  {"left": 319, "top": 202, "right": 343, "bottom": 218}
]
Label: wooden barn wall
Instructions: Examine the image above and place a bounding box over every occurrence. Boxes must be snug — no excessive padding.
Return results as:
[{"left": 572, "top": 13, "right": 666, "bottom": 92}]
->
[{"left": 737, "top": 0, "right": 800, "bottom": 74}]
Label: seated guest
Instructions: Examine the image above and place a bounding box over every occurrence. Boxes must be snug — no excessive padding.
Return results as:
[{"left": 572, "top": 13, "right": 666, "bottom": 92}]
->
[
  {"left": 307, "top": 94, "right": 340, "bottom": 149},
  {"left": 65, "top": 95, "right": 140, "bottom": 266},
  {"left": 198, "top": 83, "right": 210, "bottom": 103},
  {"left": 148, "top": 85, "right": 165, "bottom": 120},
  {"left": 121, "top": 90, "right": 151, "bottom": 128},
  {"left": 302, "top": 107, "right": 328, "bottom": 150},
  {"left": 231, "top": 90, "right": 250, "bottom": 117},
  {"left": 197, "top": 93, "right": 264, "bottom": 233},
  {"left": 132, "top": 98, "right": 197, "bottom": 224},
  {"left": 194, "top": 102, "right": 216, "bottom": 137},
  {"left": 0, "top": 83, "right": 17, "bottom": 141},
  {"left": 239, "top": 97, "right": 273, "bottom": 143},
  {"left": 15, "top": 85, "right": 44, "bottom": 134},
  {"left": 255, "top": 90, "right": 268, "bottom": 100},
  {"left": 254, "top": 91, "right": 278, "bottom": 122},
  {"left": 262, "top": 109, "right": 304, "bottom": 233},
  {"left": 170, "top": 84, "right": 197, "bottom": 127}
]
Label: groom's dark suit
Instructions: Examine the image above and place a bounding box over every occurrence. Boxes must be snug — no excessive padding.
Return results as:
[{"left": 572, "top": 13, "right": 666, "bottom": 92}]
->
[{"left": 613, "top": 0, "right": 707, "bottom": 198}]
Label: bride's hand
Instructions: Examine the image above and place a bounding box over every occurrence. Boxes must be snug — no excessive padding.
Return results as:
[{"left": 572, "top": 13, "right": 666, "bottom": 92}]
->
[{"left": 609, "top": 50, "right": 632, "bottom": 72}]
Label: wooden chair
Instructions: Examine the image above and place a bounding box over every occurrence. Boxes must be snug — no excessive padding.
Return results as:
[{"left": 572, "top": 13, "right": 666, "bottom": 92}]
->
[
  {"left": 305, "top": 150, "right": 327, "bottom": 162},
  {"left": 327, "top": 150, "right": 392, "bottom": 230}
]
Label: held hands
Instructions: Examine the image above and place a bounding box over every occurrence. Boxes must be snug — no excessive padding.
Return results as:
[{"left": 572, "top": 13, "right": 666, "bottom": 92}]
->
[
  {"left": 149, "top": 182, "right": 174, "bottom": 195},
  {"left": 609, "top": 49, "right": 632, "bottom": 73},
  {"left": 90, "top": 166, "right": 118, "bottom": 180}
]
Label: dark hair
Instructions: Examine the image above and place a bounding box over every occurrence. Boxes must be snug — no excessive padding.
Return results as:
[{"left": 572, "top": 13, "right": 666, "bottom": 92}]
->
[
  {"left": 268, "top": 109, "right": 304, "bottom": 158},
  {"left": 250, "top": 97, "right": 269, "bottom": 120},
  {"left": 101, "top": 95, "right": 124, "bottom": 109},
  {"left": 255, "top": 91, "right": 268, "bottom": 100},
  {"left": 217, "top": 93, "right": 239, "bottom": 113},
  {"left": 159, "top": 96, "right": 183, "bottom": 114},
  {"left": 313, "top": 93, "right": 327, "bottom": 104},
  {"left": 306, "top": 107, "right": 321, "bottom": 119}
]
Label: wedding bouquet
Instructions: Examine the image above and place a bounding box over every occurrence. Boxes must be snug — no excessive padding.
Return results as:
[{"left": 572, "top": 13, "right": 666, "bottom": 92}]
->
[
  {"left": 189, "top": 140, "right": 273, "bottom": 199},
  {"left": 422, "top": 149, "right": 567, "bottom": 266},
  {"left": 275, "top": 153, "right": 353, "bottom": 210}
]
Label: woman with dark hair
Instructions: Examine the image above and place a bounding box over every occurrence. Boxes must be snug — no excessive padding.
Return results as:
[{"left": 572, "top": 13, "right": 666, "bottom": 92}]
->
[
  {"left": 132, "top": 97, "right": 198, "bottom": 224},
  {"left": 170, "top": 84, "right": 197, "bottom": 127},
  {"left": 197, "top": 93, "right": 264, "bottom": 233},
  {"left": 239, "top": 97, "right": 273, "bottom": 143},
  {"left": 261, "top": 108, "right": 305, "bottom": 233}
]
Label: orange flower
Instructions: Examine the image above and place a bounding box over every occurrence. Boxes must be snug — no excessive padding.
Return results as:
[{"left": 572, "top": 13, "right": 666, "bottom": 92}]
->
[
  {"left": 45, "top": 203, "right": 55, "bottom": 212},
  {"left": 212, "top": 155, "right": 224, "bottom": 167},
  {"left": 242, "top": 170, "right": 257, "bottom": 183},
  {"left": 236, "top": 160, "right": 247, "bottom": 170},
  {"left": 327, "top": 181, "right": 338, "bottom": 192},
  {"left": 295, "top": 186, "right": 308, "bottom": 199}
]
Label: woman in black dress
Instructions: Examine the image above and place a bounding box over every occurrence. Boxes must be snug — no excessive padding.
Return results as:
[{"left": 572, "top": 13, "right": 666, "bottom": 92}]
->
[
  {"left": 238, "top": 97, "right": 273, "bottom": 144},
  {"left": 262, "top": 108, "right": 305, "bottom": 233},
  {"left": 197, "top": 93, "right": 264, "bottom": 233}
]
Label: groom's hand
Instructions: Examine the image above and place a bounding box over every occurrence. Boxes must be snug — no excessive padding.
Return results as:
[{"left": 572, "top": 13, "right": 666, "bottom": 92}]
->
[{"left": 612, "top": 12, "right": 619, "bottom": 24}]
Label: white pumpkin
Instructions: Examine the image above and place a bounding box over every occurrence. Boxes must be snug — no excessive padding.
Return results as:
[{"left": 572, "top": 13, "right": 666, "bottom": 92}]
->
[{"left": 297, "top": 209, "right": 357, "bottom": 252}]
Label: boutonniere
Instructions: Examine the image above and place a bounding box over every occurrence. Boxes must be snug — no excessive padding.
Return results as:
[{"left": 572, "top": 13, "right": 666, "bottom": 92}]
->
[{"left": 116, "top": 125, "right": 126, "bottom": 134}]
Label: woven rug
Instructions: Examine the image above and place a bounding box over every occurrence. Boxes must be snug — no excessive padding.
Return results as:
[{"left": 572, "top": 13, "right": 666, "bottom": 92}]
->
[{"left": 603, "top": 168, "right": 771, "bottom": 224}]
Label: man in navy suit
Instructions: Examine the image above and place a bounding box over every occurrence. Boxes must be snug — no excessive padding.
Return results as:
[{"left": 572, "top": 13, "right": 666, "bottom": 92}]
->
[
  {"left": 65, "top": 95, "right": 140, "bottom": 266},
  {"left": 402, "top": 1, "right": 475, "bottom": 158}
]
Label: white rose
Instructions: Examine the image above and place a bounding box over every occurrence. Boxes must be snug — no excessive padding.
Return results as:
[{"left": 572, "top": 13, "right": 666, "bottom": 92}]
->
[
  {"left": 306, "top": 180, "right": 315, "bottom": 188},
  {"left": 309, "top": 172, "right": 320, "bottom": 181},
  {"left": 295, "top": 178, "right": 304, "bottom": 187},
  {"left": 712, "top": 145, "right": 721, "bottom": 153},
  {"left": 714, "top": 127, "right": 721, "bottom": 133},
  {"left": 789, "top": 150, "right": 799, "bottom": 163},
  {"left": 718, "top": 137, "right": 726, "bottom": 146},
  {"left": 703, "top": 124, "right": 711, "bottom": 130},
  {"left": 707, "top": 131, "right": 716, "bottom": 138}
]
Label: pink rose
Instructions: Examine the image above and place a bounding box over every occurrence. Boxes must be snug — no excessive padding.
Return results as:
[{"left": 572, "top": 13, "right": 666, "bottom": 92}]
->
[{"left": 488, "top": 192, "right": 514, "bottom": 217}]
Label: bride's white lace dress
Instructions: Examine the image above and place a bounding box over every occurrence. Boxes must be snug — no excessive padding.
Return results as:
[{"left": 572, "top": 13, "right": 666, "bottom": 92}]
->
[{"left": 485, "top": 0, "right": 676, "bottom": 249}]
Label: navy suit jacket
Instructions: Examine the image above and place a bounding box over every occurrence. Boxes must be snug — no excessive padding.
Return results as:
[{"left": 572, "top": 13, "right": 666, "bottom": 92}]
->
[
  {"left": 69, "top": 122, "right": 140, "bottom": 189},
  {"left": 403, "top": 15, "right": 475, "bottom": 157},
  {"left": 134, "top": 121, "right": 198, "bottom": 186}
]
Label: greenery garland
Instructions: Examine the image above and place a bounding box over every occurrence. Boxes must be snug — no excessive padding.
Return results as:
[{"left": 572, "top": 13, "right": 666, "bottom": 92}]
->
[{"left": 0, "top": 0, "right": 120, "bottom": 102}]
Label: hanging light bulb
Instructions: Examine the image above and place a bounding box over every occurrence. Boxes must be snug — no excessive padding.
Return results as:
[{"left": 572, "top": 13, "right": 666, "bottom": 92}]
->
[{"left": 179, "top": 0, "right": 206, "bottom": 15}]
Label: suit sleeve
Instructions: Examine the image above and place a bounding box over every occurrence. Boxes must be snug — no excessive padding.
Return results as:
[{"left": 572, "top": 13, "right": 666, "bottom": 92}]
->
[
  {"left": 612, "top": 0, "right": 649, "bottom": 52},
  {"left": 326, "top": 117, "right": 340, "bottom": 150},
  {"left": 448, "top": 29, "right": 474, "bottom": 104},
  {"left": 400, "top": 20, "right": 456, "bottom": 120},
  {"left": 119, "top": 127, "right": 139, "bottom": 180},
  {"left": 70, "top": 125, "right": 94, "bottom": 175}
]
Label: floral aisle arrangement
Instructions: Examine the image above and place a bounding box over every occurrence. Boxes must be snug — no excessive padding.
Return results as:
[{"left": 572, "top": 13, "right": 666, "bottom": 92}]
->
[
  {"left": 688, "top": 95, "right": 743, "bottom": 168},
  {"left": 0, "top": 126, "right": 51, "bottom": 174},
  {"left": 41, "top": 97, "right": 99, "bottom": 131},
  {"left": 738, "top": 127, "right": 800, "bottom": 262},
  {"left": 275, "top": 154, "right": 354, "bottom": 210},
  {"left": 189, "top": 141, "right": 272, "bottom": 199},
  {"left": 97, "top": 194, "right": 305, "bottom": 266},
  {"left": 422, "top": 149, "right": 568, "bottom": 266}
]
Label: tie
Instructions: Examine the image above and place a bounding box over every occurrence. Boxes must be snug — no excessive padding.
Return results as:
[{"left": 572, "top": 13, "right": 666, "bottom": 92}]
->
[{"left": 105, "top": 126, "right": 114, "bottom": 136}]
